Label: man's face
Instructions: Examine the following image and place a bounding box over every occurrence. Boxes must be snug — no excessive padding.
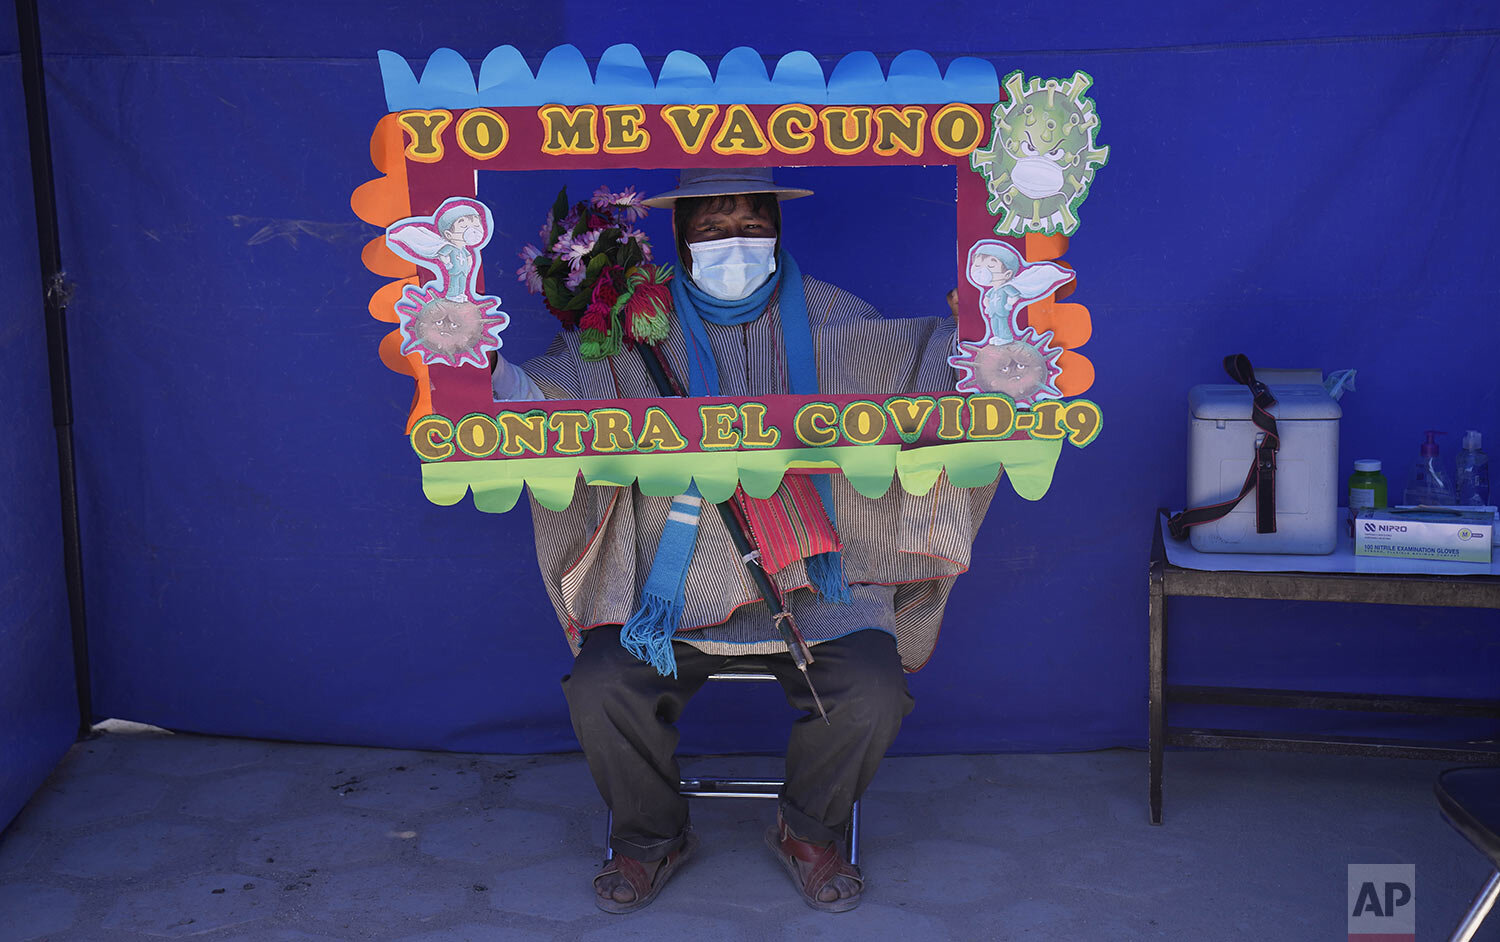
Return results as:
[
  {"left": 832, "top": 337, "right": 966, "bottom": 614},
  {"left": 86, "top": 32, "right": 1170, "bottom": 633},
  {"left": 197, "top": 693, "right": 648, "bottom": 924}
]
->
[{"left": 684, "top": 195, "right": 776, "bottom": 247}]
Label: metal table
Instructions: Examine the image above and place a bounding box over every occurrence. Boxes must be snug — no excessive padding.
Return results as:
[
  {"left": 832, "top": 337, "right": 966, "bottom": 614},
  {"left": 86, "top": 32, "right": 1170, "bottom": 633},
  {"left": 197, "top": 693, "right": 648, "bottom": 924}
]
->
[{"left": 1149, "top": 513, "right": 1500, "bottom": 824}]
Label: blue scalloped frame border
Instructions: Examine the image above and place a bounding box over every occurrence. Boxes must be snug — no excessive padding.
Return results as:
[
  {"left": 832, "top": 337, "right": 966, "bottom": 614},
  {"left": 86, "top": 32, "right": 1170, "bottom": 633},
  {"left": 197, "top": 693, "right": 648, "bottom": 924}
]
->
[{"left": 378, "top": 44, "right": 1000, "bottom": 112}]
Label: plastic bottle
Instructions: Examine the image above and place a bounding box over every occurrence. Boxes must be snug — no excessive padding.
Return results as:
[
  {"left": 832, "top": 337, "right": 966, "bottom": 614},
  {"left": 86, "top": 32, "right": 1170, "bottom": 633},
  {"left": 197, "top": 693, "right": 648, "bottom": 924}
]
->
[
  {"left": 1347, "top": 459, "right": 1388, "bottom": 534},
  {"left": 1456, "top": 429, "right": 1491, "bottom": 506},
  {"left": 1402, "top": 430, "right": 1456, "bottom": 506}
]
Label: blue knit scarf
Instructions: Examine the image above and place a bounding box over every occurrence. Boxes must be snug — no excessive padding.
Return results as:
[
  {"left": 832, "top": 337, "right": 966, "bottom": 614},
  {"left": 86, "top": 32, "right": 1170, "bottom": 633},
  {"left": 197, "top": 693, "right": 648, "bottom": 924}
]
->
[{"left": 619, "top": 250, "right": 849, "bottom": 677}]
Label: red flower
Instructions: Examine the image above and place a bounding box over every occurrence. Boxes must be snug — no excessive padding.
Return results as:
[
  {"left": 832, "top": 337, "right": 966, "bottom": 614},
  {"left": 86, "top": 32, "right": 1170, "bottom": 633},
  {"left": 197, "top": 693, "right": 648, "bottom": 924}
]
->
[{"left": 545, "top": 298, "right": 579, "bottom": 330}]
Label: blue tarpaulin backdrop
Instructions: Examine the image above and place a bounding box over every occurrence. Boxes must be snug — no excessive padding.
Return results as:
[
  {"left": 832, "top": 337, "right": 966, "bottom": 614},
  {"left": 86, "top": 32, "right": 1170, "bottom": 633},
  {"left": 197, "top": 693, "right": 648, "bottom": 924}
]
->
[
  {"left": 0, "top": 8, "right": 78, "bottom": 834},
  {"left": 3, "top": 1, "right": 1498, "bottom": 828}
]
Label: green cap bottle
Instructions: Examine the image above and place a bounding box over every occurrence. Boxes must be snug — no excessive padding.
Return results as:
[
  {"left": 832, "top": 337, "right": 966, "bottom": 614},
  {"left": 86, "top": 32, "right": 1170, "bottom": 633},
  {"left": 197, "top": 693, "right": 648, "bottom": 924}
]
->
[{"left": 1348, "top": 459, "right": 1388, "bottom": 536}]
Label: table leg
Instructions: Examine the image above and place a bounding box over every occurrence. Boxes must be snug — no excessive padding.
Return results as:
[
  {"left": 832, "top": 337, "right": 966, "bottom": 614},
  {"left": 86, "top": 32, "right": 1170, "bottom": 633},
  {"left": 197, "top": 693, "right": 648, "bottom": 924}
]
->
[
  {"left": 1149, "top": 555, "right": 1165, "bottom": 825},
  {"left": 1449, "top": 869, "right": 1499, "bottom": 942}
]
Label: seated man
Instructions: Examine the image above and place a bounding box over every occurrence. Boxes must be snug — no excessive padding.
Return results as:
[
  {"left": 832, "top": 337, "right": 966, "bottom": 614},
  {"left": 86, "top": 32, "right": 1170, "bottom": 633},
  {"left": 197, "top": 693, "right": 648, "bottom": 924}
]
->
[{"left": 492, "top": 168, "right": 994, "bottom": 913}]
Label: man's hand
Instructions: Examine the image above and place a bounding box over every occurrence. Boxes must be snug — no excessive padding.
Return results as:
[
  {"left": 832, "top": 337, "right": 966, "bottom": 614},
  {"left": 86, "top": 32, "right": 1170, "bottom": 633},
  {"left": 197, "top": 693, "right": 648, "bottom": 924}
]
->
[{"left": 491, "top": 350, "right": 545, "bottom": 402}]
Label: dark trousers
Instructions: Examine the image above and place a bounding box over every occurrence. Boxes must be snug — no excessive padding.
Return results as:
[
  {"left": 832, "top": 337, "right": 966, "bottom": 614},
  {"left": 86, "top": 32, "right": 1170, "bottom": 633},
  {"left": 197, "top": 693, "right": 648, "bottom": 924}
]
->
[{"left": 563, "top": 626, "right": 914, "bottom": 862}]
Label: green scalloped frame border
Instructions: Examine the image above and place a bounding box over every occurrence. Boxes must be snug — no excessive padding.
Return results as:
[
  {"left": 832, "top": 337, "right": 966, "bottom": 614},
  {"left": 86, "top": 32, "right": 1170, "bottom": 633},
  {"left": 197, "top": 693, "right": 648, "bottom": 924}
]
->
[{"left": 420, "top": 439, "right": 1065, "bottom": 512}]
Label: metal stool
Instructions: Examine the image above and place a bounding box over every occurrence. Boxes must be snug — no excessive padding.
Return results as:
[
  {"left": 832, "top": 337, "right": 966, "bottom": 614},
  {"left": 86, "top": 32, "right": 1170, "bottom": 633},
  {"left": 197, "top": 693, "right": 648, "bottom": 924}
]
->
[
  {"left": 1436, "top": 767, "right": 1500, "bottom": 942},
  {"left": 604, "top": 667, "right": 861, "bottom": 863}
]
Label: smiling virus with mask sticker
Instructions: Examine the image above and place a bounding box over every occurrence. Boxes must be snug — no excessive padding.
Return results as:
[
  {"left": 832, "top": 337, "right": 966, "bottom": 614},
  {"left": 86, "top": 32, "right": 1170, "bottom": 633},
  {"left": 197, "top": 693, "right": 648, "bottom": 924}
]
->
[{"left": 970, "top": 71, "right": 1110, "bottom": 236}]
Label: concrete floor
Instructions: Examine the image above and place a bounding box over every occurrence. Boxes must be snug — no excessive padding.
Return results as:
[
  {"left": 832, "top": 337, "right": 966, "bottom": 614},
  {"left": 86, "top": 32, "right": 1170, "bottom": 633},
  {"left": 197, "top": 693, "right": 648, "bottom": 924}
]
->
[{"left": 0, "top": 722, "right": 1496, "bottom": 941}]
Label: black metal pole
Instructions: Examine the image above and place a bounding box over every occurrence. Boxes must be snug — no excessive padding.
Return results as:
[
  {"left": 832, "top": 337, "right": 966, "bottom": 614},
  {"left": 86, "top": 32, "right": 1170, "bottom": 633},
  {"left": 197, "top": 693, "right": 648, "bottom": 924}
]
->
[{"left": 16, "top": 0, "right": 94, "bottom": 738}]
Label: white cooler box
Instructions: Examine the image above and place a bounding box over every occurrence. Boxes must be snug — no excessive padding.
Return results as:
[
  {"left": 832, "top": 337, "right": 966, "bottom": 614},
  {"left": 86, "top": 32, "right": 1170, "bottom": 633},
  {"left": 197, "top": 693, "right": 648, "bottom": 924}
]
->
[{"left": 1187, "top": 382, "right": 1341, "bottom": 554}]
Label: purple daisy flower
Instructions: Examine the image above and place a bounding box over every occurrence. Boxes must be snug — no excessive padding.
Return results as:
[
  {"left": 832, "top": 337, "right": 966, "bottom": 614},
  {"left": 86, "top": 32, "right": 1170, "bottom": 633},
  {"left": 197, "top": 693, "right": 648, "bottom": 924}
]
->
[
  {"left": 515, "top": 244, "right": 543, "bottom": 293},
  {"left": 612, "top": 186, "right": 646, "bottom": 223},
  {"left": 621, "top": 227, "right": 652, "bottom": 261},
  {"left": 554, "top": 230, "right": 601, "bottom": 272}
]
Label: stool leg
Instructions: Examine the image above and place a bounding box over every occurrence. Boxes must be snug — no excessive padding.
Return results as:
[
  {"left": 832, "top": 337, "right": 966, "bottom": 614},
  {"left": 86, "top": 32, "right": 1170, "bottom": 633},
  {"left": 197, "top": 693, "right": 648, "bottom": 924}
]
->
[
  {"left": 603, "top": 808, "right": 613, "bottom": 862},
  {"left": 1148, "top": 555, "right": 1166, "bottom": 826},
  {"left": 847, "top": 799, "right": 861, "bottom": 867},
  {"left": 1449, "top": 870, "right": 1500, "bottom": 942}
]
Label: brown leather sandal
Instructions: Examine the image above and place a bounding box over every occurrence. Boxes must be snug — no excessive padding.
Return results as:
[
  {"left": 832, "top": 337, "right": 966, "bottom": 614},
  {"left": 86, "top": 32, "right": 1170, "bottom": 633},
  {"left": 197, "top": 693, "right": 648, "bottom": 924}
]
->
[
  {"left": 764, "top": 815, "right": 864, "bottom": 913},
  {"left": 592, "top": 830, "right": 698, "bottom": 914}
]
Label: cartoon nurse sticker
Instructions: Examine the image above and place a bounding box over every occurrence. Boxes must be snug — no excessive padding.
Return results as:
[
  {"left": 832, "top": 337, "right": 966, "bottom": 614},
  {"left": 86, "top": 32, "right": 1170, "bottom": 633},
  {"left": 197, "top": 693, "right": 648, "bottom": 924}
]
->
[
  {"left": 965, "top": 240, "right": 1074, "bottom": 345},
  {"left": 949, "top": 240, "right": 1072, "bottom": 405},
  {"left": 384, "top": 197, "right": 509, "bottom": 368}
]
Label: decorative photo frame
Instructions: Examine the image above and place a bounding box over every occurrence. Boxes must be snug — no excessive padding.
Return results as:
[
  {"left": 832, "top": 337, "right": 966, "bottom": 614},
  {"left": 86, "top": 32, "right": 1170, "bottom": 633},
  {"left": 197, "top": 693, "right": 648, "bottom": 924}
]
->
[{"left": 352, "top": 45, "right": 1107, "bottom": 512}]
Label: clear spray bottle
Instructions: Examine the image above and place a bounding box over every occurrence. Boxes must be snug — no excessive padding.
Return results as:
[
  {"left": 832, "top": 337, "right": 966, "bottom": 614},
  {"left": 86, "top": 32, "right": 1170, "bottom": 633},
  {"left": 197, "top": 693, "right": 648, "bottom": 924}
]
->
[
  {"left": 1402, "top": 430, "right": 1456, "bottom": 506},
  {"left": 1456, "top": 429, "right": 1491, "bottom": 506}
]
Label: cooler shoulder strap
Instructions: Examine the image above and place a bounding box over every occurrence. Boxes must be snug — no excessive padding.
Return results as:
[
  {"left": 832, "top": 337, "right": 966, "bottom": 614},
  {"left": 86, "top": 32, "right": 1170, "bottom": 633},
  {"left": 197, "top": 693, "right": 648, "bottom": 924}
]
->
[{"left": 1166, "top": 354, "right": 1280, "bottom": 539}]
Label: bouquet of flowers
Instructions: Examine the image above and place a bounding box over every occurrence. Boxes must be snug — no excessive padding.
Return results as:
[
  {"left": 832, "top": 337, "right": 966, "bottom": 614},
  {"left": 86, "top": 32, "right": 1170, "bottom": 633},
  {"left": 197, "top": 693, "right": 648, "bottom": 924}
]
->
[{"left": 516, "top": 185, "right": 674, "bottom": 361}]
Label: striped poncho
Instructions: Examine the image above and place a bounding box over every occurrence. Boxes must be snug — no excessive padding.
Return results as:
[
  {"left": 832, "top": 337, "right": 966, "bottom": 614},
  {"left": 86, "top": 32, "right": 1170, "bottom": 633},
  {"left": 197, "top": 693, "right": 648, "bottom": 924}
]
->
[{"left": 521, "top": 276, "right": 996, "bottom": 672}]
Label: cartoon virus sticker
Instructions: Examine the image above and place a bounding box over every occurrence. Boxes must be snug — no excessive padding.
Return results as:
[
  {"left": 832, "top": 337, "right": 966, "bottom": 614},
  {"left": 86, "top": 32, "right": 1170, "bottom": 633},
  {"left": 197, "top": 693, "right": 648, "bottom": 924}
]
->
[
  {"left": 970, "top": 71, "right": 1109, "bottom": 236},
  {"left": 385, "top": 197, "right": 509, "bottom": 368},
  {"left": 950, "top": 327, "right": 1064, "bottom": 406}
]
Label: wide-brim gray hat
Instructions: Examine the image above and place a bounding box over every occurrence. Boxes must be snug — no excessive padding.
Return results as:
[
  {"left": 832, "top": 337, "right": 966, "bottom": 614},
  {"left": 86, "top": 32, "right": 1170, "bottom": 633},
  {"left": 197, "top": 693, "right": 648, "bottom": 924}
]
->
[{"left": 641, "top": 167, "right": 813, "bottom": 208}]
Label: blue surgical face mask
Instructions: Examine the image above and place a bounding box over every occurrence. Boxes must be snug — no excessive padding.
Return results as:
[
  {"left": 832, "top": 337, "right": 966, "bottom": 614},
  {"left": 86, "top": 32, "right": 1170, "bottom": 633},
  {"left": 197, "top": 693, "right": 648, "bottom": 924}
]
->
[{"left": 689, "top": 237, "right": 777, "bottom": 301}]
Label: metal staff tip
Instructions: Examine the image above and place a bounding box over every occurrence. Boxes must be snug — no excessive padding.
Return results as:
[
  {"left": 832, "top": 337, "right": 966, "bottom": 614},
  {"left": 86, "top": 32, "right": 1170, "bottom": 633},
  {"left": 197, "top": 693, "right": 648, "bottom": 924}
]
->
[{"left": 799, "top": 664, "right": 831, "bottom": 724}]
